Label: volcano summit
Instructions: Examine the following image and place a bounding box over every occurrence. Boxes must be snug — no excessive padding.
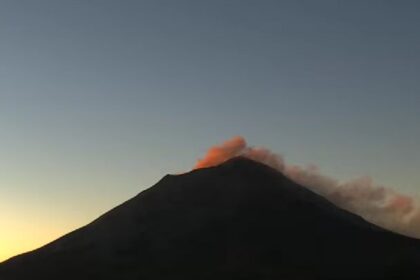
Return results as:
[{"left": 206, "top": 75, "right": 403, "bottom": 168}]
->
[{"left": 1, "top": 157, "right": 419, "bottom": 279}]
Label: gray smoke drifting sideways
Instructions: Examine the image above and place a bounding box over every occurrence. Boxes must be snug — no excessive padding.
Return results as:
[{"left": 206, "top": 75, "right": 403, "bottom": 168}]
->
[{"left": 194, "top": 136, "right": 420, "bottom": 238}]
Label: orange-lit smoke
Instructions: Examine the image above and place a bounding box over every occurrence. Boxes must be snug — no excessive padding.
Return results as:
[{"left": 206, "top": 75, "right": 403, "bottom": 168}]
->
[
  {"left": 194, "top": 136, "right": 247, "bottom": 169},
  {"left": 194, "top": 136, "right": 420, "bottom": 238},
  {"left": 194, "top": 136, "right": 284, "bottom": 171}
]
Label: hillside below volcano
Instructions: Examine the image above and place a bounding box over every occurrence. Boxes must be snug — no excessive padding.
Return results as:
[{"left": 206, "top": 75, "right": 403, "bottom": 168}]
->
[{"left": 1, "top": 157, "right": 419, "bottom": 279}]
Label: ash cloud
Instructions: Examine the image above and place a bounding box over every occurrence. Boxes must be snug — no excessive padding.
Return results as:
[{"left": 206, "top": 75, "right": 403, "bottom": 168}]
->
[{"left": 194, "top": 136, "right": 420, "bottom": 238}]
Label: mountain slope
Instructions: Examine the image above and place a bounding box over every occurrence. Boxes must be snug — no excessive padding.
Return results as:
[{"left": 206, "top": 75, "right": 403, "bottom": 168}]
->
[{"left": 1, "top": 157, "right": 419, "bottom": 279}]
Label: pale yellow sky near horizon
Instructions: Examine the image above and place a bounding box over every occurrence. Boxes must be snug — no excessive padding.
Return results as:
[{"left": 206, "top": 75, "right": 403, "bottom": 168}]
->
[
  {"left": 0, "top": 211, "right": 86, "bottom": 262},
  {"left": 0, "top": 197, "right": 119, "bottom": 262}
]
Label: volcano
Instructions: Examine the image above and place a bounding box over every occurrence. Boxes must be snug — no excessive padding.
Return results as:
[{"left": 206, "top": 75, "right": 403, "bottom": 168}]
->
[{"left": 1, "top": 157, "right": 419, "bottom": 279}]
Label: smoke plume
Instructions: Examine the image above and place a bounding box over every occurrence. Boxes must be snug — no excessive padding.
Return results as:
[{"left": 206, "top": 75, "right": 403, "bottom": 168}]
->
[{"left": 194, "top": 136, "right": 420, "bottom": 238}]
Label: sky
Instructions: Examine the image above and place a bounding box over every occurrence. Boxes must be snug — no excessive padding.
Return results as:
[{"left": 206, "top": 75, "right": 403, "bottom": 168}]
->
[{"left": 1, "top": 0, "right": 420, "bottom": 261}]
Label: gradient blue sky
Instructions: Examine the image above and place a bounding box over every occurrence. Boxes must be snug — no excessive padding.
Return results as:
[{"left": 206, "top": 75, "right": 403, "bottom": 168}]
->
[{"left": 1, "top": 0, "right": 420, "bottom": 260}]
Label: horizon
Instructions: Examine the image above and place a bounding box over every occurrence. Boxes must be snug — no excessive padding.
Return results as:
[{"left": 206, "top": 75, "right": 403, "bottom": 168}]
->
[{"left": 1, "top": 1, "right": 420, "bottom": 262}]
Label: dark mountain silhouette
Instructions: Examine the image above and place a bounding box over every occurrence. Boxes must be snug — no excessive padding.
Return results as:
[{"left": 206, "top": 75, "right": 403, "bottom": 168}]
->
[{"left": 1, "top": 157, "right": 419, "bottom": 279}]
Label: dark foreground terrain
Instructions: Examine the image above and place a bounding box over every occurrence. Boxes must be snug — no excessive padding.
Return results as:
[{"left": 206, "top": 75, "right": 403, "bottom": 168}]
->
[{"left": 1, "top": 157, "right": 419, "bottom": 279}]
